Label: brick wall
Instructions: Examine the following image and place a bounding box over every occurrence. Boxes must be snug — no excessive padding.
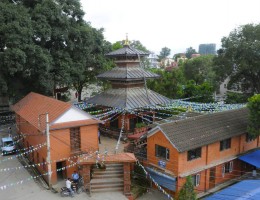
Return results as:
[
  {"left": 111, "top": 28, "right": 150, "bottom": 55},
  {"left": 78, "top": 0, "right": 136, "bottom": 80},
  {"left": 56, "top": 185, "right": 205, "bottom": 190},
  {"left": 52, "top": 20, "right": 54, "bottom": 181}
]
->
[
  {"left": 15, "top": 114, "right": 98, "bottom": 184},
  {"left": 147, "top": 129, "right": 260, "bottom": 196}
]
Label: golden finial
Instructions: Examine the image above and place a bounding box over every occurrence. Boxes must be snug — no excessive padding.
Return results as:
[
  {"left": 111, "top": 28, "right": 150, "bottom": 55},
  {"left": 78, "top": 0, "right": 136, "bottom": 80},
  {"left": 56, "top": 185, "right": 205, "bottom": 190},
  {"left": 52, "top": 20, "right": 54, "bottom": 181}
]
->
[{"left": 124, "top": 33, "right": 129, "bottom": 46}]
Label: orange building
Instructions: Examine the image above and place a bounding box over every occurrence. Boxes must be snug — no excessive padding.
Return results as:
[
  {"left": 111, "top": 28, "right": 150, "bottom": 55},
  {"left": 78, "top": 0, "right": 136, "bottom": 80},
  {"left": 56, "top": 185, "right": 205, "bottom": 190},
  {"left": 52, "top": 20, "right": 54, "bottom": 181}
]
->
[
  {"left": 146, "top": 108, "right": 260, "bottom": 197},
  {"left": 12, "top": 92, "right": 100, "bottom": 185}
]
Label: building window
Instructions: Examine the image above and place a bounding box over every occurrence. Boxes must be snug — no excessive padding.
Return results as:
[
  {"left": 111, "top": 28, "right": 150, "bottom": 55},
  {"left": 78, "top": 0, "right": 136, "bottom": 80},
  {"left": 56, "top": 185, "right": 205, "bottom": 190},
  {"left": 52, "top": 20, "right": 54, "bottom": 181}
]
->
[
  {"left": 187, "top": 147, "right": 202, "bottom": 161},
  {"left": 220, "top": 138, "right": 231, "bottom": 151},
  {"left": 155, "top": 145, "right": 169, "bottom": 160},
  {"left": 192, "top": 174, "right": 200, "bottom": 187},
  {"left": 70, "top": 127, "right": 81, "bottom": 152},
  {"left": 222, "top": 161, "right": 233, "bottom": 177},
  {"left": 246, "top": 133, "right": 254, "bottom": 143}
]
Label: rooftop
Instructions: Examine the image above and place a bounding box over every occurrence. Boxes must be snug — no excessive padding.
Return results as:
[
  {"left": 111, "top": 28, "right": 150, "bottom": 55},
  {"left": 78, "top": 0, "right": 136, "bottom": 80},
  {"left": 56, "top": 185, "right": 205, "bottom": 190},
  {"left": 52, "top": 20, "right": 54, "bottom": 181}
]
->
[
  {"left": 148, "top": 108, "right": 249, "bottom": 152},
  {"left": 86, "top": 87, "right": 171, "bottom": 110}
]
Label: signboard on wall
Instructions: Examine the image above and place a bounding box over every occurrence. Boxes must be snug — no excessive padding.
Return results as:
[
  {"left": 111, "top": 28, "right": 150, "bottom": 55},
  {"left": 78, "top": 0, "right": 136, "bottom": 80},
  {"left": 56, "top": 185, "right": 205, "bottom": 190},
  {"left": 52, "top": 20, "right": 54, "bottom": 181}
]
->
[{"left": 158, "top": 160, "right": 166, "bottom": 168}]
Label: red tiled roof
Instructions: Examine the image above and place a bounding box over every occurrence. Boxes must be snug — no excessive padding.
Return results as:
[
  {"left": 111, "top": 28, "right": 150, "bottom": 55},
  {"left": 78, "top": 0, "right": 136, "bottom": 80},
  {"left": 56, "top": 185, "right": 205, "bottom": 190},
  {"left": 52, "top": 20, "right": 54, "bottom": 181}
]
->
[
  {"left": 12, "top": 92, "right": 82, "bottom": 131},
  {"left": 78, "top": 153, "right": 136, "bottom": 164}
]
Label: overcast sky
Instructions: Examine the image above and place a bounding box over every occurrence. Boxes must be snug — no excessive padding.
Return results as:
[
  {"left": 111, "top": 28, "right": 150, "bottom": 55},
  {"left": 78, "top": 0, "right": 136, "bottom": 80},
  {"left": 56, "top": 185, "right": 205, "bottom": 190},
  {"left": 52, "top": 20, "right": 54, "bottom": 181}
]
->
[{"left": 81, "top": 0, "right": 260, "bottom": 55}]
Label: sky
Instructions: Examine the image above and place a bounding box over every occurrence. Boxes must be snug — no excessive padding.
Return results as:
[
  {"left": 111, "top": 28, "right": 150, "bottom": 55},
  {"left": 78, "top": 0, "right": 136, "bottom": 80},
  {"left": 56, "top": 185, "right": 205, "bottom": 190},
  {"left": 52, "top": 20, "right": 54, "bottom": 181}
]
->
[{"left": 81, "top": 0, "right": 260, "bottom": 55}]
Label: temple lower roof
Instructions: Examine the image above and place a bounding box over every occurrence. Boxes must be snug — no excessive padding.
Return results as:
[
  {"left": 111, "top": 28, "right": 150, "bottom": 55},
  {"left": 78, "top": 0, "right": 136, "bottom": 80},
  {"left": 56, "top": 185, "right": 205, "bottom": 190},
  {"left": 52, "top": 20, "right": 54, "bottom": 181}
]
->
[
  {"left": 97, "top": 66, "right": 159, "bottom": 80},
  {"left": 86, "top": 87, "right": 171, "bottom": 110}
]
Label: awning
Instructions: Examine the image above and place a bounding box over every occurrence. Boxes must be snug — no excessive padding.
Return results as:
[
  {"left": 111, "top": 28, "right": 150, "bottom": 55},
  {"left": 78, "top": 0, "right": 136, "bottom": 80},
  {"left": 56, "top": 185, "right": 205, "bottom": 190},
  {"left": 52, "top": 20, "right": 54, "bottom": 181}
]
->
[
  {"left": 205, "top": 180, "right": 260, "bottom": 200},
  {"left": 146, "top": 167, "right": 176, "bottom": 191},
  {"left": 238, "top": 150, "right": 260, "bottom": 168}
]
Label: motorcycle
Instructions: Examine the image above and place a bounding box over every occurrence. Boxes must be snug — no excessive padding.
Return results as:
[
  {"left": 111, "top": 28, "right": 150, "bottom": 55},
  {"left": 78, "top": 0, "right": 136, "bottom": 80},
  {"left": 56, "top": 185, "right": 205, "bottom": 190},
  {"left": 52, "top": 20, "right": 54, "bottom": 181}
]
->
[{"left": 60, "top": 177, "right": 84, "bottom": 197}]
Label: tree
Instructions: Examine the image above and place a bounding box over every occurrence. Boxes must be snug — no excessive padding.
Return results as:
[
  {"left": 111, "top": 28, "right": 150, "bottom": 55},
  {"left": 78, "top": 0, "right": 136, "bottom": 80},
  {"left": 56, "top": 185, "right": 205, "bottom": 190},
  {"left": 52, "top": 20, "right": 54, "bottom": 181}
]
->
[
  {"left": 182, "top": 80, "right": 214, "bottom": 103},
  {"left": 185, "top": 47, "right": 197, "bottom": 59},
  {"left": 247, "top": 94, "right": 260, "bottom": 139},
  {"left": 158, "top": 47, "right": 171, "bottom": 61},
  {"left": 178, "top": 176, "right": 197, "bottom": 200},
  {"left": 225, "top": 92, "right": 249, "bottom": 104},
  {"left": 183, "top": 55, "right": 216, "bottom": 87},
  {"left": 0, "top": 1, "right": 52, "bottom": 101},
  {"left": 0, "top": 0, "right": 110, "bottom": 102},
  {"left": 147, "top": 68, "right": 185, "bottom": 99},
  {"left": 213, "top": 24, "right": 260, "bottom": 94}
]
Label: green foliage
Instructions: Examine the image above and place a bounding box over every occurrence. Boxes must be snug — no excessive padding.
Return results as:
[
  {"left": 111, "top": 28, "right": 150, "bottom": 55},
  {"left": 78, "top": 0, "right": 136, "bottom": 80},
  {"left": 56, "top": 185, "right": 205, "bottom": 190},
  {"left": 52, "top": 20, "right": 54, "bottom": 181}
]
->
[
  {"left": 159, "top": 47, "right": 171, "bottom": 61},
  {"left": 131, "top": 164, "right": 150, "bottom": 198},
  {"left": 213, "top": 24, "right": 260, "bottom": 93},
  {"left": 183, "top": 55, "right": 216, "bottom": 87},
  {"left": 178, "top": 176, "right": 197, "bottom": 200},
  {"left": 225, "top": 92, "right": 250, "bottom": 104},
  {"left": 135, "top": 122, "right": 146, "bottom": 128},
  {"left": 0, "top": 0, "right": 110, "bottom": 102},
  {"left": 247, "top": 94, "right": 260, "bottom": 139},
  {"left": 185, "top": 47, "right": 197, "bottom": 59},
  {"left": 183, "top": 80, "right": 214, "bottom": 103},
  {"left": 147, "top": 68, "right": 185, "bottom": 99},
  {"left": 112, "top": 41, "right": 123, "bottom": 50}
]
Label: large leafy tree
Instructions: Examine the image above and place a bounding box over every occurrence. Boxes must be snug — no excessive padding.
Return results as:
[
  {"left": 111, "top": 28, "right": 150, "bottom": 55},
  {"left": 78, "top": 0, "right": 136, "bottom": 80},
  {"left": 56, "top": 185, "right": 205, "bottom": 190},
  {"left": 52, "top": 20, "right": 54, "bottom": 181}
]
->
[
  {"left": 247, "top": 94, "right": 260, "bottom": 139},
  {"left": 183, "top": 80, "right": 214, "bottom": 103},
  {"left": 0, "top": 1, "right": 52, "bottom": 101},
  {"left": 147, "top": 68, "right": 185, "bottom": 99},
  {"left": 213, "top": 24, "right": 260, "bottom": 94},
  {"left": 0, "top": 0, "right": 110, "bottom": 102},
  {"left": 185, "top": 47, "right": 197, "bottom": 59},
  {"left": 158, "top": 47, "right": 171, "bottom": 61},
  {"left": 178, "top": 176, "right": 197, "bottom": 200},
  {"left": 183, "top": 55, "right": 216, "bottom": 87}
]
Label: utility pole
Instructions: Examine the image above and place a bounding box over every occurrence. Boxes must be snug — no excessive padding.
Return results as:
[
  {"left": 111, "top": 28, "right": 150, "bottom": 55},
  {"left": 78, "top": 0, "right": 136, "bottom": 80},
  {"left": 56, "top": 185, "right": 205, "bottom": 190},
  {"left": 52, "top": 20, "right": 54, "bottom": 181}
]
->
[{"left": 45, "top": 113, "right": 52, "bottom": 190}]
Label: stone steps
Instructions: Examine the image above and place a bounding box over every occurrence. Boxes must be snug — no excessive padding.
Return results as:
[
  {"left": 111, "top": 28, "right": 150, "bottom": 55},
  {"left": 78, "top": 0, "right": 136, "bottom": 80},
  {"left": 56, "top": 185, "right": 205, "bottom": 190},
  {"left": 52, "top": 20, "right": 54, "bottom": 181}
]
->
[{"left": 90, "top": 163, "right": 124, "bottom": 193}]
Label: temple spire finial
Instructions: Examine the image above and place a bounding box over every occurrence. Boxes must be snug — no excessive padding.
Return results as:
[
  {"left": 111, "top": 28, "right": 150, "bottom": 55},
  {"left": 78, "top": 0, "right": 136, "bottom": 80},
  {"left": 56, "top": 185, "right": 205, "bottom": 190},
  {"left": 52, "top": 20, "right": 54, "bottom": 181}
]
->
[{"left": 124, "top": 33, "right": 129, "bottom": 46}]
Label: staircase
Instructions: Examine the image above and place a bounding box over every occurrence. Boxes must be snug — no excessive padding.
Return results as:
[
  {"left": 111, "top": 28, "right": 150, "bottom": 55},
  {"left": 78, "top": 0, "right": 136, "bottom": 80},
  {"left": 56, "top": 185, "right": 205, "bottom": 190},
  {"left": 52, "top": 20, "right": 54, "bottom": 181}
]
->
[{"left": 90, "top": 163, "right": 124, "bottom": 194}]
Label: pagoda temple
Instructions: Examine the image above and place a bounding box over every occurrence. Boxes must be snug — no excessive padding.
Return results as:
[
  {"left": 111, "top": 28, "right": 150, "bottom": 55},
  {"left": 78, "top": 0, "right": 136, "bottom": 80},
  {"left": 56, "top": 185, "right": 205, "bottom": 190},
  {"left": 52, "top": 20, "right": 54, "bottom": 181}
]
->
[{"left": 86, "top": 38, "right": 170, "bottom": 137}]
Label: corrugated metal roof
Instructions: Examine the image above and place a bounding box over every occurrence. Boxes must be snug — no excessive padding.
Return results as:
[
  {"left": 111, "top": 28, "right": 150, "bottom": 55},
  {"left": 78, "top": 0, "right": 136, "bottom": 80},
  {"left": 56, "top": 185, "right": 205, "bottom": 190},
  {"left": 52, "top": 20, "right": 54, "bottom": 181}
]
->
[
  {"left": 86, "top": 87, "right": 171, "bottom": 110},
  {"left": 97, "top": 66, "right": 159, "bottom": 79},
  {"left": 205, "top": 180, "right": 260, "bottom": 200},
  {"left": 153, "top": 108, "right": 249, "bottom": 152},
  {"left": 106, "top": 45, "right": 149, "bottom": 57}
]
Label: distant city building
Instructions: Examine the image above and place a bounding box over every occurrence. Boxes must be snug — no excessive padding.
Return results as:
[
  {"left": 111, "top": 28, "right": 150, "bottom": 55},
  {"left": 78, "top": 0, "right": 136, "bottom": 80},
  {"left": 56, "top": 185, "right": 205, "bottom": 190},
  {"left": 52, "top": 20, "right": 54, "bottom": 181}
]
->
[
  {"left": 198, "top": 43, "right": 216, "bottom": 55},
  {"left": 148, "top": 52, "right": 160, "bottom": 68}
]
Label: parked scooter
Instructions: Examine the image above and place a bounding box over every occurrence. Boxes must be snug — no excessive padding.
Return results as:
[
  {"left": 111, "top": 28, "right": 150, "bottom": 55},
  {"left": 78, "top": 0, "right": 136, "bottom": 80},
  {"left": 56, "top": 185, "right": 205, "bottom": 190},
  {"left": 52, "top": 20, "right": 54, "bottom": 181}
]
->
[{"left": 60, "top": 177, "right": 84, "bottom": 197}]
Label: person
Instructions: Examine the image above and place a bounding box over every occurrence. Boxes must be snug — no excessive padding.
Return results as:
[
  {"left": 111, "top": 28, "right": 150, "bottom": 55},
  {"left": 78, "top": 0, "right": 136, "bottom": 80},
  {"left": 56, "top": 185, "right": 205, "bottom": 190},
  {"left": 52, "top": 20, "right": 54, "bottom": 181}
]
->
[
  {"left": 8, "top": 127, "right": 12, "bottom": 134},
  {"left": 66, "top": 178, "right": 74, "bottom": 197},
  {"left": 98, "top": 130, "right": 101, "bottom": 144},
  {"left": 71, "top": 171, "right": 79, "bottom": 183}
]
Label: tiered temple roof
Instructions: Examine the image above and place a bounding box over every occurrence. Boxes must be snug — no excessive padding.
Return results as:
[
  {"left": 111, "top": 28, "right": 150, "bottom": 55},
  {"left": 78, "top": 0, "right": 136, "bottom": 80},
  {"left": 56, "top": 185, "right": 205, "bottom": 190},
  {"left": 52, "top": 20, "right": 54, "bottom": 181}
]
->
[{"left": 86, "top": 40, "right": 171, "bottom": 110}]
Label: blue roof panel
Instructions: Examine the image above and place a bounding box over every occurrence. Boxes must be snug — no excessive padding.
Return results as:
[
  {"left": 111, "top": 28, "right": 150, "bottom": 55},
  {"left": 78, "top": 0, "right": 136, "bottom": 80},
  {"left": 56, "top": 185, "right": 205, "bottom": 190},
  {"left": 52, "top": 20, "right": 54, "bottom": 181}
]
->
[
  {"left": 205, "top": 180, "right": 260, "bottom": 200},
  {"left": 238, "top": 150, "right": 260, "bottom": 168}
]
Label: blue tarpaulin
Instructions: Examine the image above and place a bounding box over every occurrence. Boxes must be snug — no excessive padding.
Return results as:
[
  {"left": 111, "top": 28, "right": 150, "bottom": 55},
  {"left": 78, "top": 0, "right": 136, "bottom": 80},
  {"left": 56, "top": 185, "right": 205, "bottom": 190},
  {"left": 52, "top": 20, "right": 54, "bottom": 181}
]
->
[
  {"left": 205, "top": 180, "right": 260, "bottom": 200},
  {"left": 238, "top": 150, "right": 260, "bottom": 168},
  {"left": 146, "top": 167, "right": 176, "bottom": 191}
]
